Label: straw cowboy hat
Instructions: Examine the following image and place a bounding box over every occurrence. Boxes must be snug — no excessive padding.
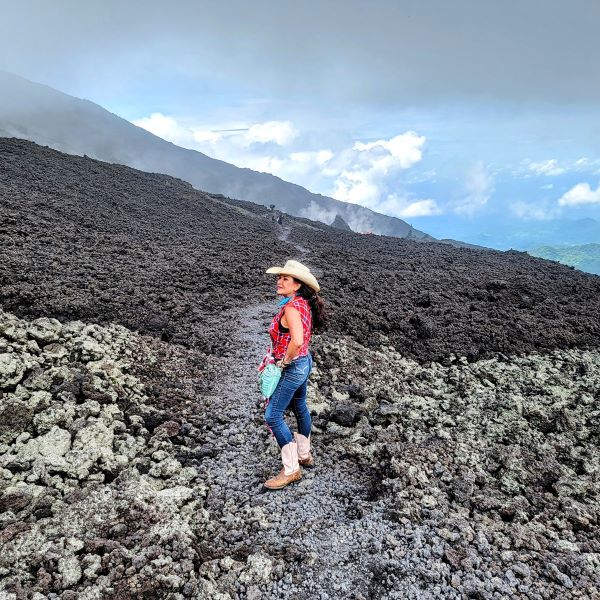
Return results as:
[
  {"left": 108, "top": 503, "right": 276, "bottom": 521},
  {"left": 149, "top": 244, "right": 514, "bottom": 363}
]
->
[{"left": 265, "top": 259, "right": 320, "bottom": 292}]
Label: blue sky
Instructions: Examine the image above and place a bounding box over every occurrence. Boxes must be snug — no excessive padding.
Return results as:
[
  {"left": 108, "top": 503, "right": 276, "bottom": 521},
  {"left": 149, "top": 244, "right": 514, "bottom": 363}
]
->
[{"left": 2, "top": 0, "right": 600, "bottom": 247}]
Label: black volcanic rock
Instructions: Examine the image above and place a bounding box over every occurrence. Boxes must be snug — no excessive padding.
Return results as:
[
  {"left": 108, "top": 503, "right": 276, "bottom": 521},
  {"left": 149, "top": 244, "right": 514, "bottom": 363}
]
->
[
  {"left": 331, "top": 214, "right": 352, "bottom": 231},
  {"left": 330, "top": 403, "right": 362, "bottom": 427},
  {"left": 1, "top": 137, "right": 600, "bottom": 366},
  {"left": 286, "top": 218, "right": 600, "bottom": 362}
]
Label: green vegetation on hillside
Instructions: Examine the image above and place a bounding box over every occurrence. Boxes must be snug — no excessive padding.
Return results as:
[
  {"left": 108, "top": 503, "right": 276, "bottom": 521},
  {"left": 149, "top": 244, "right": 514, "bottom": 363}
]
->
[{"left": 529, "top": 243, "right": 600, "bottom": 275}]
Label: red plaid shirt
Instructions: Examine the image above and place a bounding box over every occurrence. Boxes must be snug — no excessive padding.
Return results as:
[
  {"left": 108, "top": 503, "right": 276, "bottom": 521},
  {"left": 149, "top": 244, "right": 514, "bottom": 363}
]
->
[
  {"left": 259, "top": 295, "right": 312, "bottom": 373},
  {"left": 271, "top": 295, "right": 312, "bottom": 359}
]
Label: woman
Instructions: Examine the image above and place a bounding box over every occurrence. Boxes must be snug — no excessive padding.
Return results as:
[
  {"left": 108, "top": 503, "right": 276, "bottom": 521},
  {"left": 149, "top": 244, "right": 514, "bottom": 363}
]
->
[{"left": 260, "top": 259, "right": 326, "bottom": 490}]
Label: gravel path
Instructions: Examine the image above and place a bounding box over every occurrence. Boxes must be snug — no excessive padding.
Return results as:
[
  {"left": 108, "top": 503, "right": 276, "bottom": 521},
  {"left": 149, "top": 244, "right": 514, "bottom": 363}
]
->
[
  {"left": 277, "top": 225, "right": 312, "bottom": 258},
  {"left": 187, "top": 298, "right": 462, "bottom": 599},
  {"left": 190, "top": 227, "right": 380, "bottom": 596},
  {"left": 191, "top": 300, "right": 375, "bottom": 597}
]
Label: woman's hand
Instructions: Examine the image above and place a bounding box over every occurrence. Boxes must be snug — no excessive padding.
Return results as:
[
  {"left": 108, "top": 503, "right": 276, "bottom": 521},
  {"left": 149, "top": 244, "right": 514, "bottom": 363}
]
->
[{"left": 275, "top": 358, "right": 291, "bottom": 369}]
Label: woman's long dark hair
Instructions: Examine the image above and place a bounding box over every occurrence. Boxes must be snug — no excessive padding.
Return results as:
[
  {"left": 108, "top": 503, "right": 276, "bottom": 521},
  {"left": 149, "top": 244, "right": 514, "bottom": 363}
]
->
[{"left": 294, "top": 280, "right": 327, "bottom": 332}]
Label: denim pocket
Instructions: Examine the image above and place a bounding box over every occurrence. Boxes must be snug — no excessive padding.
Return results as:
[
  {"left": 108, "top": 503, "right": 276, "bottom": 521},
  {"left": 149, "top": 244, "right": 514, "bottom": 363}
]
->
[
  {"left": 296, "top": 362, "right": 309, "bottom": 376},
  {"left": 285, "top": 357, "right": 309, "bottom": 380}
]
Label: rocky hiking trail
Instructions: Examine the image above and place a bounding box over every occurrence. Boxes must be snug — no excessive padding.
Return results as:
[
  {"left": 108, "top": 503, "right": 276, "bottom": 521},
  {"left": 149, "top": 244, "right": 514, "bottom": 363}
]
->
[
  {"left": 277, "top": 225, "right": 312, "bottom": 259},
  {"left": 177, "top": 225, "right": 424, "bottom": 598},
  {"left": 190, "top": 299, "right": 388, "bottom": 598},
  {"left": 188, "top": 220, "right": 399, "bottom": 597}
]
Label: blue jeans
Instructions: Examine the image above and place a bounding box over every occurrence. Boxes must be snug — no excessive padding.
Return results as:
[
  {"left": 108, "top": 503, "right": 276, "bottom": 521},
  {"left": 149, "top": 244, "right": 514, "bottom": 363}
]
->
[{"left": 264, "top": 353, "right": 313, "bottom": 448}]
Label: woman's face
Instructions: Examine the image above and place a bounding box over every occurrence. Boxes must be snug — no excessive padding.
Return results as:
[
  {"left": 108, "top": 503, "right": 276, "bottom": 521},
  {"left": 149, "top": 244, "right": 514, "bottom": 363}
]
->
[{"left": 276, "top": 274, "right": 301, "bottom": 296}]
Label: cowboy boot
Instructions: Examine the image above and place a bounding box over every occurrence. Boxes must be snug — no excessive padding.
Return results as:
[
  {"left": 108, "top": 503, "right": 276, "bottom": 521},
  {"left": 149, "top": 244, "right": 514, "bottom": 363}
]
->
[
  {"left": 294, "top": 431, "right": 314, "bottom": 467},
  {"left": 263, "top": 441, "right": 301, "bottom": 490}
]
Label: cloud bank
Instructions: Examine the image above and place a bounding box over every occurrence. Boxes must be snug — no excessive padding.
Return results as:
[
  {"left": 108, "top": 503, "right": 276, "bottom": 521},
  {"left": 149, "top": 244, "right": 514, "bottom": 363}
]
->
[
  {"left": 2, "top": 1, "right": 600, "bottom": 107},
  {"left": 134, "top": 114, "right": 441, "bottom": 219}
]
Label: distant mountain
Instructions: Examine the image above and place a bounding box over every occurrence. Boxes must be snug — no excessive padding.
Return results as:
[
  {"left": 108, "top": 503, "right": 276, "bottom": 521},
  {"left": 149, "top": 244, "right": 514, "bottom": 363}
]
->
[
  {"left": 528, "top": 243, "right": 600, "bottom": 275},
  {"left": 0, "top": 71, "right": 443, "bottom": 243},
  {"left": 463, "top": 217, "right": 600, "bottom": 251}
]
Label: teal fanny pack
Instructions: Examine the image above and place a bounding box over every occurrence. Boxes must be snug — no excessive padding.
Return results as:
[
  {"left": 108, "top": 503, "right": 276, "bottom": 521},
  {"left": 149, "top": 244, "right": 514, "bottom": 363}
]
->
[
  {"left": 258, "top": 362, "right": 282, "bottom": 398},
  {"left": 258, "top": 342, "right": 282, "bottom": 398}
]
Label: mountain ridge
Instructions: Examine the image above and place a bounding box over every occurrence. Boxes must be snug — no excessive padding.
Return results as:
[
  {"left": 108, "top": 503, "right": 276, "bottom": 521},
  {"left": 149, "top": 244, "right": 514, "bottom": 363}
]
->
[{"left": 0, "top": 70, "right": 462, "bottom": 244}]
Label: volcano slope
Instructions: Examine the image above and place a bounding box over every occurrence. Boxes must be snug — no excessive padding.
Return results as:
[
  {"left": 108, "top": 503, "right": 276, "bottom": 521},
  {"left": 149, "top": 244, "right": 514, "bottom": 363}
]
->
[{"left": 0, "top": 138, "right": 599, "bottom": 599}]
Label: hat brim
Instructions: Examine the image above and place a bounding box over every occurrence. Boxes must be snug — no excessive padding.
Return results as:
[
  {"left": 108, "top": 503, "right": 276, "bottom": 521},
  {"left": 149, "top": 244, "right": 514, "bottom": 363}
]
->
[{"left": 265, "top": 266, "right": 320, "bottom": 292}]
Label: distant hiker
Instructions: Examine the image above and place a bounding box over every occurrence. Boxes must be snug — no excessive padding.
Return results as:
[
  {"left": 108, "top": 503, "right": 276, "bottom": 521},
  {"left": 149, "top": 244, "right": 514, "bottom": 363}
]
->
[
  {"left": 277, "top": 214, "right": 283, "bottom": 225},
  {"left": 259, "top": 260, "right": 326, "bottom": 489}
]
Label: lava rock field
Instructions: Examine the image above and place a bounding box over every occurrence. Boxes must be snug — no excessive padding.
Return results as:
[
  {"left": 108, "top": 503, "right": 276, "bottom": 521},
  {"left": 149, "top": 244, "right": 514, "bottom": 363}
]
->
[{"left": 1, "top": 138, "right": 599, "bottom": 599}]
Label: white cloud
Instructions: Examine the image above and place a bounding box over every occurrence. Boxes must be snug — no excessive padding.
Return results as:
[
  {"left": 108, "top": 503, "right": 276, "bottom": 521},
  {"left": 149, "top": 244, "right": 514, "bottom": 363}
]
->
[
  {"left": 273, "top": 150, "right": 335, "bottom": 179},
  {"left": 192, "top": 129, "right": 222, "bottom": 144},
  {"left": 514, "top": 156, "right": 600, "bottom": 179},
  {"left": 508, "top": 180, "right": 600, "bottom": 219},
  {"left": 244, "top": 121, "right": 298, "bottom": 146},
  {"left": 510, "top": 200, "right": 562, "bottom": 220},
  {"left": 133, "top": 112, "right": 194, "bottom": 147},
  {"left": 451, "top": 162, "right": 494, "bottom": 216},
  {"left": 528, "top": 159, "right": 565, "bottom": 176},
  {"left": 333, "top": 173, "right": 380, "bottom": 205},
  {"left": 376, "top": 194, "right": 442, "bottom": 218},
  {"left": 572, "top": 157, "right": 600, "bottom": 174},
  {"left": 352, "top": 133, "right": 425, "bottom": 170},
  {"left": 558, "top": 182, "right": 600, "bottom": 206},
  {"left": 331, "top": 131, "right": 426, "bottom": 208},
  {"left": 191, "top": 120, "right": 297, "bottom": 148},
  {"left": 397, "top": 199, "right": 443, "bottom": 218},
  {"left": 290, "top": 149, "right": 334, "bottom": 166},
  {"left": 249, "top": 155, "right": 287, "bottom": 174}
]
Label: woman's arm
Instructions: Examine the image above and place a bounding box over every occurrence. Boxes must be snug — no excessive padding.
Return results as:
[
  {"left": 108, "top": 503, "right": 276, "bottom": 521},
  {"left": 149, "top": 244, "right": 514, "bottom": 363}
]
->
[{"left": 280, "top": 306, "right": 303, "bottom": 365}]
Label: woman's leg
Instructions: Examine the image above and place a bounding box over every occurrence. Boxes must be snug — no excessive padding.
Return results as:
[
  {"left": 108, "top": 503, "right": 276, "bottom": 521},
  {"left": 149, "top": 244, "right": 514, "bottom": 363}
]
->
[
  {"left": 291, "top": 353, "right": 313, "bottom": 437},
  {"left": 264, "top": 361, "right": 307, "bottom": 447},
  {"left": 291, "top": 380, "right": 312, "bottom": 437}
]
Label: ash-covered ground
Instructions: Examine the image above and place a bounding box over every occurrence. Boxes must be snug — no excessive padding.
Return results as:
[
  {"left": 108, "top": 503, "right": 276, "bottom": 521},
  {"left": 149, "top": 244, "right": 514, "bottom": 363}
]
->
[
  {"left": 3, "top": 139, "right": 600, "bottom": 363},
  {"left": 0, "top": 139, "right": 599, "bottom": 599}
]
